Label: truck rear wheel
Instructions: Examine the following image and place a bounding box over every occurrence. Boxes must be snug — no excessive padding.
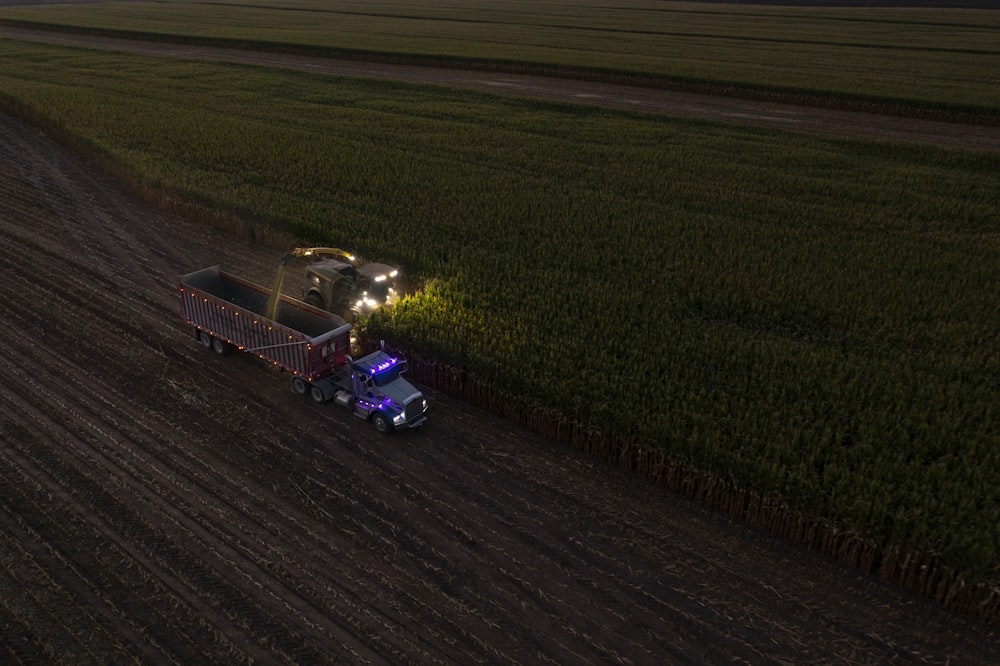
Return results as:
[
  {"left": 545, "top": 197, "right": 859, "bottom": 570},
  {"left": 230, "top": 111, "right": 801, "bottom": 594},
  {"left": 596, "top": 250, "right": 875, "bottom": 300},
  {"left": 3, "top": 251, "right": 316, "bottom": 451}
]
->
[
  {"left": 199, "top": 330, "right": 213, "bottom": 350},
  {"left": 310, "top": 386, "right": 326, "bottom": 403},
  {"left": 290, "top": 376, "right": 308, "bottom": 395},
  {"left": 371, "top": 412, "right": 392, "bottom": 435},
  {"left": 211, "top": 338, "right": 232, "bottom": 355}
]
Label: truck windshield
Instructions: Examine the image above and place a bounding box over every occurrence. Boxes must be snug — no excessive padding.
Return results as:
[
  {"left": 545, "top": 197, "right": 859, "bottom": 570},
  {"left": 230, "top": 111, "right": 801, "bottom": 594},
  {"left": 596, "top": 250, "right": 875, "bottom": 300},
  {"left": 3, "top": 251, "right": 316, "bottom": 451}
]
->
[{"left": 372, "top": 368, "right": 400, "bottom": 386}]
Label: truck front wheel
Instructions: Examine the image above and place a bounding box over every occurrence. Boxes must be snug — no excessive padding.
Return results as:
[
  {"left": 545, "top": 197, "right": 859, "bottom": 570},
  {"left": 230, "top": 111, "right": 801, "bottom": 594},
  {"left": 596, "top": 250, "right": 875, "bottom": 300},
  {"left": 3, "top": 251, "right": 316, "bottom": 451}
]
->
[{"left": 371, "top": 412, "right": 392, "bottom": 435}]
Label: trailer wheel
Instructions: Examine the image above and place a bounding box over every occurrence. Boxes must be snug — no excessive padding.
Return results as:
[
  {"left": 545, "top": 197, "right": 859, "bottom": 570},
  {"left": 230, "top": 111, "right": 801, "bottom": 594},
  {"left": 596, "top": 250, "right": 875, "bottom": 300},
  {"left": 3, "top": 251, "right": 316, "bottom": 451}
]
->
[
  {"left": 199, "top": 331, "right": 213, "bottom": 350},
  {"left": 310, "top": 386, "right": 326, "bottom": 403},
  {"left": 290, "top": 376, "right": 308, "bottom": 395},
  {"left": 211, "top": 338, "right": 232, "bottom": 355},
  {"left": 371, "top": 412, "right": 392, "bottom": 435}
]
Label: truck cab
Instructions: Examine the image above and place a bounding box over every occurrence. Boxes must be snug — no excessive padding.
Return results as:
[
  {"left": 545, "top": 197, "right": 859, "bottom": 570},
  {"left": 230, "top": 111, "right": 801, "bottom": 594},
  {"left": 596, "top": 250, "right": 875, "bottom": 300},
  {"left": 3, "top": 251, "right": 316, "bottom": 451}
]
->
[{"left": 343, "top": 350, "right": 428, "bottom": 433}]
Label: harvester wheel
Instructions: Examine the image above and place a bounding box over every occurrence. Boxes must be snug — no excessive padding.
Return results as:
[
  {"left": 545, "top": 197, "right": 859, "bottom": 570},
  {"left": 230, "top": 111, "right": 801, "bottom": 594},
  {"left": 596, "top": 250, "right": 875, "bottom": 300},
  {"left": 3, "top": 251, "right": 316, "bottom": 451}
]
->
[
  {"left": 304, "top": 292, "right": 325, "bottom": 310},
  {"left": 334, "top": 304, "right": 356, "bottom": 325},
  {"left": 290, "top": 376, "right": 308, "bottom": 395}
]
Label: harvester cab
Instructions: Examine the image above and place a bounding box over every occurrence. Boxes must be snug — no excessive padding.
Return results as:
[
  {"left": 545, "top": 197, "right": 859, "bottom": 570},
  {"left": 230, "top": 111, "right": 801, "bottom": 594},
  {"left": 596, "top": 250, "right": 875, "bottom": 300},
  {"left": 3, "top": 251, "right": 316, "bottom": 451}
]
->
[
  {"left": 354, "top": 262, "right": 400, "bottom": 314},
  {"left": 265, "top": 247, "right": 401, "bottom": 323},
  {"left": 303, "top": 256, "right": 360, "bottom": 321}
]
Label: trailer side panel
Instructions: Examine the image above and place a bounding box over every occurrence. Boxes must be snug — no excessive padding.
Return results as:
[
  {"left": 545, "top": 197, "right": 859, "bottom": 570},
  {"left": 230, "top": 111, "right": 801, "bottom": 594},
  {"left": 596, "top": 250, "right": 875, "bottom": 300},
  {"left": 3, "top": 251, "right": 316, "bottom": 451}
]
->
[{"left": 179, "top": 266, "right": 351, "bottom": 381}]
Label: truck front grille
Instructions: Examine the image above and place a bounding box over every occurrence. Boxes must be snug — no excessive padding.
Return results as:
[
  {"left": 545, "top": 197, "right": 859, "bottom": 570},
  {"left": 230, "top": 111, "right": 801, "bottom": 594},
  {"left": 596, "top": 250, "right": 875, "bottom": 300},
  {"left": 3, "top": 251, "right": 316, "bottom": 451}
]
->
[{"left": 405, "top": 398, "right": 426, "bottom": 423}]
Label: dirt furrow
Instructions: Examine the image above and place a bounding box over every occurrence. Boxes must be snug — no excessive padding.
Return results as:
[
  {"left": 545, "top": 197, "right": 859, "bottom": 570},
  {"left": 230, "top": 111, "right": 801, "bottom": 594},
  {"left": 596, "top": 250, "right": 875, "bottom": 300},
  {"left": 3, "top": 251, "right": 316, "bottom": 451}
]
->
[
  {"left": 0, "top": 343, "right": 416, "bottom": 662},
  {"left": 0, "top": 369, "right": 280, "bottom": 662},
  {"left": 370, "top": 443, "right": 733, "bottom": 659},
  {"left": 0, "top": 447, "right": 187, "bottom": 663},
  {"left": 296, "top": 431, "right": 747, "bottom": 662},
  {"left": 0, "top": 507, "right": 114, "bottom": 664}
]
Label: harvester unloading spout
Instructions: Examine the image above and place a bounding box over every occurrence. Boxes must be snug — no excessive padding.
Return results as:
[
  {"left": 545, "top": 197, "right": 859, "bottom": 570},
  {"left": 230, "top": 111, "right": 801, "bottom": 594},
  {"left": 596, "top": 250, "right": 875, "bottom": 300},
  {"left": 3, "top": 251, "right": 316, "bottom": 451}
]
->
[{"left": 263, "top": 251, "right": 298, "bottom": 322}]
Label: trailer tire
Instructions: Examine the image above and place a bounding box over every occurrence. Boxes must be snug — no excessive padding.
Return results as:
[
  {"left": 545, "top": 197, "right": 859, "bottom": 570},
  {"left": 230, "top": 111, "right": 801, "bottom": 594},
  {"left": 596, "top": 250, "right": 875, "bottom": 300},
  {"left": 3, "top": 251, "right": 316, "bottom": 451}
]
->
[
  {"left": 199, "top": 330, "right": 213, "bottom": 350},
  {"left": 291, "top": 376, "right": 308, "bottom": 395},
  {"left": 371, "top": 412, "right": 392, "bottom": 435},
  {"left": 211, "top": 338, "right": 232, "bottom": 355},
  {"left": 310, "top": 386, "right": 326, "bottom": 403}
]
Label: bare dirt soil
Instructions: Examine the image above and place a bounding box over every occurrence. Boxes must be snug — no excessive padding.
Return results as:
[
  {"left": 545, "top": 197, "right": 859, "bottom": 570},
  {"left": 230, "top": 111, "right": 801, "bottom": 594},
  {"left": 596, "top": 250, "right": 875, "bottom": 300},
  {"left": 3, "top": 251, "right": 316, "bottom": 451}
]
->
[{"left": 1, "top": 27, "right": 999, "bottom": 665}]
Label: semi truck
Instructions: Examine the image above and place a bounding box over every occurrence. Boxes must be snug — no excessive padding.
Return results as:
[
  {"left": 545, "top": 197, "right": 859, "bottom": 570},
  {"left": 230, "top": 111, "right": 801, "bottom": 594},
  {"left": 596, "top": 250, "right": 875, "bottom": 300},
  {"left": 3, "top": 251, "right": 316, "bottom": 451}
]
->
[{"left": 179, "top": 265, "right": 428, "bottom": 433}]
